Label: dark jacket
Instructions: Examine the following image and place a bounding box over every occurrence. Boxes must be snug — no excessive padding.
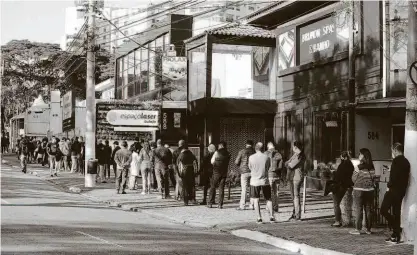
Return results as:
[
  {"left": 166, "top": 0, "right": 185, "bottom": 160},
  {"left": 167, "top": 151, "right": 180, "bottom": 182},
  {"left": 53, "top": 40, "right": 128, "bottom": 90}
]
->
[
  {"left": 154, "top": 146, "right": 173, "bottom": 169},
  {"left": 111, "top": 145, "right": 121, "bottom": 164},
  {"left": 71, "top": 141, "right": 81, "bottom": 156},
  {"left": 172, "top": 146, "right": 184, "bottom": 170},
  {"left": 96, "top": 144, "right": 106, "bottom": 164},
  {"left": 202, "top": 152, "right": 214, "bottom": 176},
  {"left": 334, "top": 160, "right": 354, "bottom": 189},
  {"left": 177, "top": 149, "right": 198, "bottom": 177},
  {"left": 388, "top": 155, "right": 410, "bottom": 197},
  {"left": 264, "top": 149, "right": 283, "bottom": 178},
  {"left": 103, "top": 145, "right": 112, "bottom": 164},
  {"left": 235, "top": 147, "right": 255, "bottom": 174},
  {"left": 212, "top": 148, "right": 231, "bottom": 177}
]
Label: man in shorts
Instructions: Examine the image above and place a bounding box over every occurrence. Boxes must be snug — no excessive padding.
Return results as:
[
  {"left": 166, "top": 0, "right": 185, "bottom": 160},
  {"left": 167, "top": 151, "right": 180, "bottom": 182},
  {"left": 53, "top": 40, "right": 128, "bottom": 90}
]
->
[{"left": 248, "top": 142, "right": 275, "bottom": 223}]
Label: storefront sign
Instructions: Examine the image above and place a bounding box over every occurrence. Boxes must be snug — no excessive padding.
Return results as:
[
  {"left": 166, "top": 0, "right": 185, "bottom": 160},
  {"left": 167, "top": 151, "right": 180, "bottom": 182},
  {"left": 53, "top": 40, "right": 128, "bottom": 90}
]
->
[
  {"left": 62, "top": 91, "right": 75, "bottom": 131},
  {"left": 106, "top": 110, "right": 159, "bottom": 126},
  {"left": 298, "top": 16, "right": 349, "bottom": 64},
  {"left": 162, "top": 112, "right": 168, "bottom": 130},
  {"left": 162, "top": 57, "right": 186, "bottom": 80}
]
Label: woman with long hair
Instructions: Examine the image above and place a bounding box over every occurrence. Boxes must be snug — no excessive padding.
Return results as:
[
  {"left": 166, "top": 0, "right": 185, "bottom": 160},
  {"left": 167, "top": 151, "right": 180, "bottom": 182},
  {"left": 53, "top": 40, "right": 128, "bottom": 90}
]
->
[
  {"left": 331, "top": 151, "right": 354, "bottom": 227},
  {"left": 350, "top": 148, "right": 376, "bottom": 235},
  {"left": 139, "top": 142, "right": 154, "bottom": 195}
]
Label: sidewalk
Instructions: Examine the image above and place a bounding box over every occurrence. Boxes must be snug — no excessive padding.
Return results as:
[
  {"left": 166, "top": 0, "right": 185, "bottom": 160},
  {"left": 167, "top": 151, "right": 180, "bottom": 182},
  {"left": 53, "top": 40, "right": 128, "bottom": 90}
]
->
[
  {"left": 233, "top": 218, "right": 414, "bottom": 255},
  {"left": 1, "top": 154, "right": 334, "bottom": 229}
]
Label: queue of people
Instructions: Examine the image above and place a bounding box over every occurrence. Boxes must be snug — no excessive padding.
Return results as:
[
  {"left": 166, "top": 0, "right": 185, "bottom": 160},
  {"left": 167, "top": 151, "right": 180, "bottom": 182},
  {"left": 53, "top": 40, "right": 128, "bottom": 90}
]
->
[
  {"left": 13, "top": 134, "right": 410, "bottom": 244},
  {"left": 330, "top": 143, "right": 410, "bottom": 244}
]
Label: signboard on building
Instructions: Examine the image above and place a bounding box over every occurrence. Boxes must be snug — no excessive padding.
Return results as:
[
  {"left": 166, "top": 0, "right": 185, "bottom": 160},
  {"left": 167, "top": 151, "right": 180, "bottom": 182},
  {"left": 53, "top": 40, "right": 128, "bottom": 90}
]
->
[
  {"left": 162, "top": 57, "right": 186, "bottom": 80},
  {"left": 62, "top": 91, "right": 75, "bottom": 131},
  {"left": 106, "top": 110, "right": 159, "bottom": 126},
  {"left": 298, "top": 16, "right": 349, "bottom": 65}
]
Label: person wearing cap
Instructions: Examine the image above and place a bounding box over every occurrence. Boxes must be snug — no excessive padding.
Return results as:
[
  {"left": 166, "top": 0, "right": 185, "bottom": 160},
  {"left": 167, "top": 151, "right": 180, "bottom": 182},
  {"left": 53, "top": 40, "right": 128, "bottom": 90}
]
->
[{"left": 235, "top": 140, "right": 256, "bottom": 210}]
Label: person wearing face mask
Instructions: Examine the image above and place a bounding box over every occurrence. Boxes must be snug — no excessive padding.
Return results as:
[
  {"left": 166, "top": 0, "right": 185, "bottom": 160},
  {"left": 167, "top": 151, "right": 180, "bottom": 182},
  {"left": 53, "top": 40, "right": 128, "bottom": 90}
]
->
[
  {"left": 349, "top": 148, "right": 376, "bottom": 235},
  {"left": 285, "top": 141, "right": 305, "bottom": 221},
  {"left": 235, "top": 140, "right": 256, "bottom": 211},
  {"left": 264, "top": 141, "right": 283, "bottom": 213}
]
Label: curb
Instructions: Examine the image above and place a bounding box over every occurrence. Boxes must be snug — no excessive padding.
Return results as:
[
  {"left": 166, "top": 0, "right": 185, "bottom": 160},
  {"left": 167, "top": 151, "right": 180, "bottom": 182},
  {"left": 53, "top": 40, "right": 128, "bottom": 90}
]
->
[{"left": 231, "top": 229, "right": 353, "bottom": 255}]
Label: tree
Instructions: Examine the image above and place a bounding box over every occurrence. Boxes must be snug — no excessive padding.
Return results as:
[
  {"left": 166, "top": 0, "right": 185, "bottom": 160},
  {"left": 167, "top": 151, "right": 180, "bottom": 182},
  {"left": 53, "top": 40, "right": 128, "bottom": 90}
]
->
[{"left": 1, "top": 40, "right": 112, "bottom": 131}]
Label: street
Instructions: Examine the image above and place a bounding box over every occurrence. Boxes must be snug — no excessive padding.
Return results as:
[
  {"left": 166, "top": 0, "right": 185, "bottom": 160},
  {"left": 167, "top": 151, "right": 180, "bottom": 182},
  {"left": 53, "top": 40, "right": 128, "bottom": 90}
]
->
[{"left": 1, "top": 162, "right": 293, "bottom": 255}]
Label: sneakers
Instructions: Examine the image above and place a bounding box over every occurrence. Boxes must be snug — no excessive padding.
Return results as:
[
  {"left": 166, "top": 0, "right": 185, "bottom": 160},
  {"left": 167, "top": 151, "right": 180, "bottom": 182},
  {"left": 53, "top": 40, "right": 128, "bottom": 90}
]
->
[
  {"left": 207, "top": 204, "right": 213, "bottom": 208},
  {"left": 200, "top": 201, "right": 207, "bottom": 205},
  {"left": 386, "top": 236, "right": 401, "bottom": 244},
  {"left": 270, "top": 217, "right": 276, "bottom": 222},
  {"left": 331, "top": 222, "right": 342, "bottom": 227},
  {"left": 217, "top": 205, "right": 223, "bottom": 209},
  {"left": 363, "top": 230, "right": 372, "bottom": 235},
  {"left": 141, "top": 191, "right": 146, "bottom": 195},
  {"left": 349, "top": 230, "right": 361, "bottom": 235},
  {"left": 257, "top": 218, "right": 263, "bottom": 224}
]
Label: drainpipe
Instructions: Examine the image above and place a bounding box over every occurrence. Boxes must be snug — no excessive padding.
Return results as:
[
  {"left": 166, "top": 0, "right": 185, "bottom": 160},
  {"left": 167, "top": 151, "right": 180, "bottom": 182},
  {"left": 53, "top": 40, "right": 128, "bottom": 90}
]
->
[{"left": 348, "top": 1, "right": 356, "bottom": 155}]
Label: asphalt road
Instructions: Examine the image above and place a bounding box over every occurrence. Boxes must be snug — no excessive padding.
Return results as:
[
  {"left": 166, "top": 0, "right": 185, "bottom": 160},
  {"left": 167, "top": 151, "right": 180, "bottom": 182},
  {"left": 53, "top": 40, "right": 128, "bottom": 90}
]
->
[{"left": 1, "top": 162, "right": 293, "bottom": 255}]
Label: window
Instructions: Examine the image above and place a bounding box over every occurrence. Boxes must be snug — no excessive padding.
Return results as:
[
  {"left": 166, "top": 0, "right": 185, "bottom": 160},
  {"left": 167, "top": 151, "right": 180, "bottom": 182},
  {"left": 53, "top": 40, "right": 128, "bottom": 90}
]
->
[
  {"left": 236, "top": 16, "right": 240, "bottom": 20},
  {"left": 104, "top": 35, "right": 107, "bottom": 40},
  {"left": 226, "top": 14, "right": 234, "bottom": 22},
  {"left": 249, "top": 6, "right": 254, "bottom": 11},
  {"left": 236, "top": 7, "right": 240, "bottom": 11}
]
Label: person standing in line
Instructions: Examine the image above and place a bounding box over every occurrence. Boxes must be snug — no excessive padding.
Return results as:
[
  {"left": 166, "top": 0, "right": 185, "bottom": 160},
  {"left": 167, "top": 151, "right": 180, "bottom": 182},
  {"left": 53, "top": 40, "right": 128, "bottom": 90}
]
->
[
  {"left": 153, "top": 139, "right": 173, "bottom": 199},
  {"left": 150, "top": 142, "right": 158, "bottom": 191},
  {"left": 249, "top": 142, "right": 274, "bottom": 223},
  {"left": 41, "top": 140, "right": 48, "bottom": 167},
  {"left": 200, "top": 144, "right": 216, "bottom": 205},
  {"left": 177, "top": 144, "right": 198, "bottom": 206},
  {"left": 129, "top": 146, "right": 141, "bottom": 190},
  {"left": 96, "top": 140, "right": 106, "bottom": 183},
  {"left": 59, "top": 138, "right": 70, "bottom": 172},
  {"left": 111, "top": 141, "right": 121, "bottom": 180},
  {"left": 208, "top": 141, "right": 230, "bottom": 209},
  {"left": 172, "top": 140, "right": 186, "bottom": 201},
  {"left": 139, "top": 142, "right": 154, "bottom": 195},
  {"left": 235, "top": 140, "right": 256, "bottom": 210},
  {"left": 47, "top": 137, "right": 59, "bottom": 177},
  {"left": 36, "top": 140, "right": 43, "bottom": 164},
  {"left": 70, "top": 137, "right": 81, "bottom": 173},
  {"left": 264, "top": 141, "right": 283, "bottom": 213},
  {"left": 381, "top": 143, "right": 410, "bottom": 243},
  {"left": 78, "top": 136, "right": 85, "bottom": 175},
  {"left": 285, "top": 141, "right": 305, "bottom": 221},
  {"left": 103, "top": 140, "right": 112, "bottom": 180},
  {"left": 349, "top": 148, "right": 376, "bottom": 235},
  {"left": 165, "top": 144, "right": 177, "bottom": 190},
  {"left": 331, "top": 151, "right": 354, "bottom": 227},
  {"left": 5, "top": 135, "right": 10, "bottom": 153},
  {"left": 18, "top": 136, "right": 29, "bottom": 173},
  {"left": 1, "top": 134, "right": 6, "bottom": 153},
  {"left": 114, "top": 140, "right": 132, "bottom": 194}
]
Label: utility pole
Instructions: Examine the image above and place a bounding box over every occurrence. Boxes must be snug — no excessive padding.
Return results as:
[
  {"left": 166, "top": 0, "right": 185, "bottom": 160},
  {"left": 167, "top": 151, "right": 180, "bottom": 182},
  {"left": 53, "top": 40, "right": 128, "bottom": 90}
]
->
[
  {"left": 402, "top": 1, "right": 417, "bottom": 251},
  {"left": 85, "top": 0, "right": 97, "bottom": 188},
  {"left": 348, "top": 1, "right": 356, "bottom": 154}
]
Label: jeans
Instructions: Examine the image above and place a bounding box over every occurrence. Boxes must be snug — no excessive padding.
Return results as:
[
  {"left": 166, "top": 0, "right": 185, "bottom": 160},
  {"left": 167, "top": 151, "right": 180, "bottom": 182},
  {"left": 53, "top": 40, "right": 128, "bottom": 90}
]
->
[
  {"left": 269, "top": 176, "right": 280, "bottom": 212},
  {"left": 332, "top": 187, "right": 347, "bottom": 222},
  {"left": 62, "top": 156, "right": 69, "bottom": 171},
  {"left": 239, "top": 173, "right": 251, "bottom": 208},
  {"left": 353, "top": 189, "right": 374, "bottom": 231},
  {"left": 105, "top": 164, "right": 111, "bottom": 179},
  {"left": 209, "top": 172, "right": 226, "bottom": 206},
  {"left": 155, "top": 167, "right": 170, "bottom": 197},
  {"left": 116, "top": 169, "right": 128, "bottom": 192},
  {"left": 169, "top": 167, "right": 177, "bottom": 187},
  {"left": 98, "top": 164, "right": 105, "bottom": 182},
  {"left": 381, "top": 190, "right": 403, "bottom": 237},
  {"left": 141, "top": 167, "right": 152, "bottom": 193},
  {"left": 71, "top": 155, "right": 78, "bottom": 172},
  {"left": 201, "top": 170, "right": 212, "bottom": 203},
  {"left": 49, "top": 155, "right": 57, "bottom": 175},
  {"left": 290, "top": 179, "right": 303, "bottom": 219},
  {"left": 20, "top": 155, "right": 27, "bottom": 172},
  {"left": 181, "top": 166, "right": 195, "bottom": 205}
]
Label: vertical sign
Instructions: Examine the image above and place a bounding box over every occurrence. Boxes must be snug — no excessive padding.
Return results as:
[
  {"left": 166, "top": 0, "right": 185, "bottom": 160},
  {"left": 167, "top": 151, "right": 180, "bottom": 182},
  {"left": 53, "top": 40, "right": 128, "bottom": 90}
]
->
[
  {"left": 174, "top": 112, "right": 181, "bottom": 128},
  {"left": 62, "top": 91, "right": 75, "bottom": 131}
]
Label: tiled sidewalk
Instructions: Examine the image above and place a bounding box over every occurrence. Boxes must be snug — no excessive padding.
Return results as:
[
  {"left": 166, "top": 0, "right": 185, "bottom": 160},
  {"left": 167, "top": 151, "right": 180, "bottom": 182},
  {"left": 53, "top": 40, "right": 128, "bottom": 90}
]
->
[{"left": 243, "top": 218, "right": 414, "bottom": 255}]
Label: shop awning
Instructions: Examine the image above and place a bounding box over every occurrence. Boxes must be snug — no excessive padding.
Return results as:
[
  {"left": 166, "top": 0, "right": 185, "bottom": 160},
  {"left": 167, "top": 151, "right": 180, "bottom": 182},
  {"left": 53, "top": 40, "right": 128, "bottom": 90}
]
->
[
  {"left": 356, "top": 97, "right": 406, "bottom": 109},
  {"left": 11, "top": 113, "right": 25, "bottom": 120},
  {"left": 189, "top": 98, "right": 277, "bottom": 116}
]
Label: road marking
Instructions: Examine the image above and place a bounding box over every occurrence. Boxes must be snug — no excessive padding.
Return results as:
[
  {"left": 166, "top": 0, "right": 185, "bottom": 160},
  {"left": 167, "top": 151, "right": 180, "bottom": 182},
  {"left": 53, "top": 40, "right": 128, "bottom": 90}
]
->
[
  {"left": 1, "top": 199, "right": 10, "bottom": 204},
  {"left": 75, "top": 231, "right": 124, "bottom": 248}
]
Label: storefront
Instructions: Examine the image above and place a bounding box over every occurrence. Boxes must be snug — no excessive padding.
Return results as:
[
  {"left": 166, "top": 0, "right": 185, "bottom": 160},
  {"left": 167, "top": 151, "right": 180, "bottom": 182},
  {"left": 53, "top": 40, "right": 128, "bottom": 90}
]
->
[
  {"left": 185, "top": 24, "right": 277, "bottom": 174},
  {"left": 244, "top": 0, "right": 406, "bottom": 169}
]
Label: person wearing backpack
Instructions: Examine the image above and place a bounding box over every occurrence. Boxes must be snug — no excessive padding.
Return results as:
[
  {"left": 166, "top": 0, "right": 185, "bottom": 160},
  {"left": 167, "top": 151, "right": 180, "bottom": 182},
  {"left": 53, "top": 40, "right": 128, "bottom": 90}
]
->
[
  {"left": 235, "top": 140, "right": 256, "bottom": 210},
  {"left": 18, "top": 136, "right": 29, "bottom": 173},
  {"left": 47, "top": 137, "right": 59, "bottom": 177},
  {"left": 265, "top": 141, "right": 283, "bottom": 213},
  {"left": 177, "top": 144, "right": 198, "bottom": 206}
]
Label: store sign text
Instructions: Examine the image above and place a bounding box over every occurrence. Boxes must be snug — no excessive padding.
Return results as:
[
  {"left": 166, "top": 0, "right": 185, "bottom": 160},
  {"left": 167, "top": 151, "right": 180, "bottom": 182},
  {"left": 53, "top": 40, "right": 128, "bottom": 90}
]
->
[{"left": 106, "top": 110, "right": 159, "bottom": 126}]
